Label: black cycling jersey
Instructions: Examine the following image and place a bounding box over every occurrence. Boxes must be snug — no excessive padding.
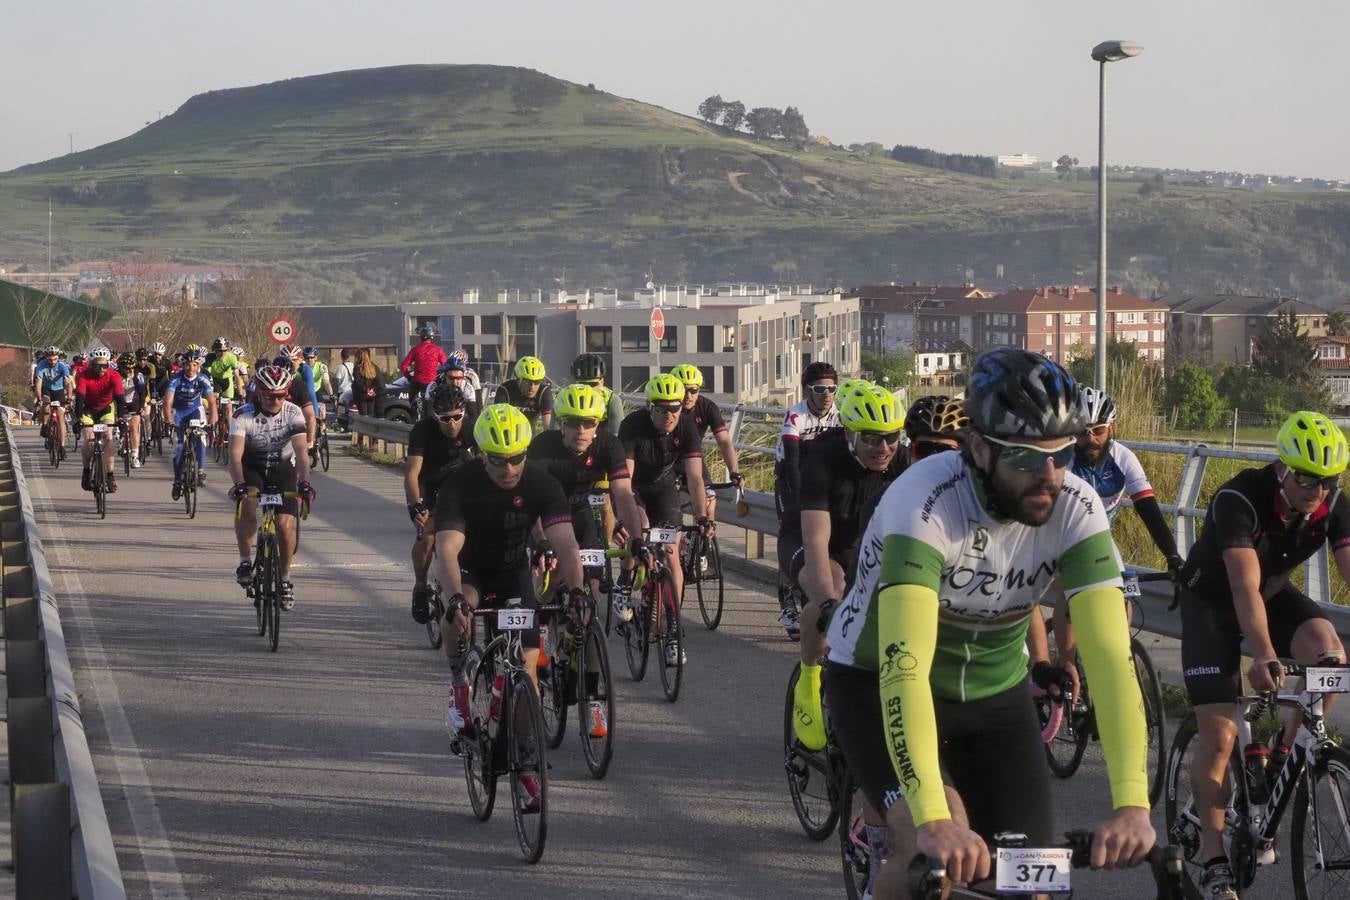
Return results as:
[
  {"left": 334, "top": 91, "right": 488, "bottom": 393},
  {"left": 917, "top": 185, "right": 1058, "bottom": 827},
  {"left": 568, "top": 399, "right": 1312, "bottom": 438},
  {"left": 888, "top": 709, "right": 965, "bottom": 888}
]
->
[
  {"left": 1180, "top": 463, "right": 1350, "bottom": 600},
  {"left": 793, "top": 429, "right": 907, "bottom": 556},
  {"left": 287, "top": 376, "right": 314, "bottom": 411},
  {"left": 494, "top": 379, "right": 555, "bottom": 428},
  {"left": 117, "top": 370, "right": 149, "bottom": 415},
  {"left": 408, "top": 418, "right": 477, "bottom": 497},
  {"left": 527, "top": 429, "right": 629, "bottom": 502},
  {"left": 685, "top": 394, "right": 727, "bottom": 440},
  {"left": 617, "top": 408, "right": 702, "bottom": 488},
  {"left": 434, "top": 459, "right": 571, "bottom": 574}
]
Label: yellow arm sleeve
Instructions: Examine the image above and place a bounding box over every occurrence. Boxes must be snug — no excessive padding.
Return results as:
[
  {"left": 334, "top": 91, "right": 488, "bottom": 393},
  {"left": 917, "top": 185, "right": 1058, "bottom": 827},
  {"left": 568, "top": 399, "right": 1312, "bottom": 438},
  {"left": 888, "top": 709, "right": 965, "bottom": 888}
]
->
[
  {"left": 877, "top": 583, "right": 949, "bottom": 826},
  {"left": 1068, "top": 585, "right": 1151, "bottom": 810}
]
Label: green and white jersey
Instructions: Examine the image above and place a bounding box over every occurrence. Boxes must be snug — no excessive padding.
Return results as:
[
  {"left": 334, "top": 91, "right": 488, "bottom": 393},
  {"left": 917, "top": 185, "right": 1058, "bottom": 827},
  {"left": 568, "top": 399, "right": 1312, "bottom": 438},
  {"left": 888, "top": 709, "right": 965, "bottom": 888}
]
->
[{"left": 827, "top": 450, "right": 1122, "bottom": 701}]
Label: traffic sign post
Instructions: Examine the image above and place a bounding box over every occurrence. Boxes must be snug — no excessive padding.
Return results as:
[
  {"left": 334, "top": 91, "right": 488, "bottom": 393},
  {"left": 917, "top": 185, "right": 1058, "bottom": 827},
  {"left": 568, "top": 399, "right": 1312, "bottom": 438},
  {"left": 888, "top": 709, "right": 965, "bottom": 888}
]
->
[
  {"left": 269, "top": 317, "right": 296, "bottom": 345},
  {"left": 650, "top": 307, "right": 665, "bottom": 378}
]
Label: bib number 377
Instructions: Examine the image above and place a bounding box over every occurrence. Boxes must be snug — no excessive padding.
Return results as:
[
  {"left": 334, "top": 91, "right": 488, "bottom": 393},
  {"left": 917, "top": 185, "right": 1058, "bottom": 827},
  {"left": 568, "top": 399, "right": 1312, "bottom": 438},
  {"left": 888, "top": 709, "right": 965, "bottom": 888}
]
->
[{"left": 995, "top": 848, "right": 1072, "bottom": 894}]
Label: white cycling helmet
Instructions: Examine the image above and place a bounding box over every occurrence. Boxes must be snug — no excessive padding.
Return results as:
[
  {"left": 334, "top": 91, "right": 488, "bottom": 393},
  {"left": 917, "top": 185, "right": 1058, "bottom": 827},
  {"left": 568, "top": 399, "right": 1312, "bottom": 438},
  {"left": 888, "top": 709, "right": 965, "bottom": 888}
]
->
[
  {"left": 254, "top": 364, "right": 294, "bottom": 393},
  {"left": 1079, "top": 387, "right": 1118, "bottom": 426},
  {"left": 90, "top": 347, "right": 113, "bottom": 362},
  {"left": 150, "top": 342, "right": 167, "bottom": 354}
]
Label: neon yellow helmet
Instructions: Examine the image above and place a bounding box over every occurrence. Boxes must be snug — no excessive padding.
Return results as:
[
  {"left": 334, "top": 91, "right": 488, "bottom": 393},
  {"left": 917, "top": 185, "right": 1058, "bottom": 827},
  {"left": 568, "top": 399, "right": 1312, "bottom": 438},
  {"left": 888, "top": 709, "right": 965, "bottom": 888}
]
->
[
  {"left": 553, "top": 383, "right": 606, "bottom": 420},
  {"left": 1276, "top": 411, "right": 1348, "bottom": 477},
  {"left": 669, "top": 364, "right": 704, "bottom": 389},
  {"left": 514, "top": 356, "right": 546, "bottom": 381},
  {"left": 645, "top": 373, "right": 686, "bottom": 404},
  {"left": 839, "top": 385, "right": 904, "bottom": 434},
  {"left": 473, "top": 403, "right": 532, "bottom": 456},
  {"left": 838, "top": 378, "right": 873, "bottom": 404}
]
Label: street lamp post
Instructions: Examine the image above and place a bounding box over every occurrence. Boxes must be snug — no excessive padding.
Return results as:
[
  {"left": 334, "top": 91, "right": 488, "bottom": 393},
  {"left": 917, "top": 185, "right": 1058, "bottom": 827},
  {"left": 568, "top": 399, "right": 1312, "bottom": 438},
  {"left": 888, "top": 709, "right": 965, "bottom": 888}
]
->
[{"left": 1090, "top": 39, "right": 1143, "bottom": 391}]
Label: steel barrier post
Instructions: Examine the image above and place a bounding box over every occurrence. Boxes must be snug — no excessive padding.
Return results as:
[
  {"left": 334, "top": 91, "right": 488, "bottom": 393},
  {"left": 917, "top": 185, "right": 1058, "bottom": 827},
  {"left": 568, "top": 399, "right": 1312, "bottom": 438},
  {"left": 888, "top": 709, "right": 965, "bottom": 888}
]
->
[
  {"left": 1174, "top": 444, "right": 1207, "bottom": 552},
  {"left": 13, "top": 782, "right": 72, "bottom": 899}
]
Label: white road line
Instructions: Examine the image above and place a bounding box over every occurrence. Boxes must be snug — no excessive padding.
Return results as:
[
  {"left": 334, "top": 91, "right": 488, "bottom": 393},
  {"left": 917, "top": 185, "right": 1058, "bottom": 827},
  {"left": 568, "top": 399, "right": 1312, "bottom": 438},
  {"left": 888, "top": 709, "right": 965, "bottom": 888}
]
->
[{"left": 25, "top": 465, "right": 187, "bottom": 900}]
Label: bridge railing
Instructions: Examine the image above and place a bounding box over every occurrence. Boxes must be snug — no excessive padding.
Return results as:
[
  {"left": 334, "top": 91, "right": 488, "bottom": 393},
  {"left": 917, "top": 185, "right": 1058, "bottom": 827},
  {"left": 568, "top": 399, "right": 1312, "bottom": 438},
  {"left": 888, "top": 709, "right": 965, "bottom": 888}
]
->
[
  {"left": 1, "top": 412, "right": 126, "bottom": 898},
  {"left": 349, "top": 400, "right": 1350, "bottom": 642}
]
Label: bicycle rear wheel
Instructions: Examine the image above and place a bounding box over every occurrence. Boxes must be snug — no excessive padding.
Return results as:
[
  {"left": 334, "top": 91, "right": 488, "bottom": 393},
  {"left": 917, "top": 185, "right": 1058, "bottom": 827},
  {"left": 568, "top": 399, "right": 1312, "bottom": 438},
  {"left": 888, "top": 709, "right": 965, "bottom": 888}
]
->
[
  {"left": 1163, "top": 712, "right": 1254, "bottom": 894},
  {"left": 784, "top": 663, "right": 840, "bottom": 840},
  {"left": 265, "top": 532, "right": 282, "bottom": 652},
  {"left": 93, "top": 463, "right": 107, "bottom": 519},
  {"left": 1044, "top": 659, "right": 1089, "bottom": 779},
  {"left": 697, "top": 536, "right": 724, "bottom": 630},
  {"left": 463, "top": 650, "right": 497, "bottom": 822},
  {"left": 253, "top": 544, "right": 269, "bottom": 635},
  {"left": 1293, "top": 744, "right": 1350, "bottom": 899},
  {"left": 182, "top": 451, "right": 198, "bottom": 518},
  {"left": 1131, "top": 638, "right": 1167, "bottom": 808},
  {"left": 657, "top": 572, "right": 683, "bottom": 703},
  {"left": 623, "top": 585, "right": 650, "bottom": 682},
  {"left": 578, "top": 621, "right": 615, "bottom": 779},
  {"left": 48, "top": 433, "right": 57, "bottom": 468},
  {"left": 508, "top": 672, "right": 548, "bottom": 864},
  {"left": 425, "top": 587, "right": 444, "bottom": 650},
  {"left": 319, "top": 435, "right": 331, "bottom": 472}
]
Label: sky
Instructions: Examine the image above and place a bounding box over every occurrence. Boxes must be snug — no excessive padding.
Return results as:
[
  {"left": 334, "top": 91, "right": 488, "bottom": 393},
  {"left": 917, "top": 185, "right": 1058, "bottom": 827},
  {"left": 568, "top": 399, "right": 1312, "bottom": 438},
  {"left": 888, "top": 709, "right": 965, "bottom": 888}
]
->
[{"left": 4, "top": 1, "right": 1348, "bottom": 180}]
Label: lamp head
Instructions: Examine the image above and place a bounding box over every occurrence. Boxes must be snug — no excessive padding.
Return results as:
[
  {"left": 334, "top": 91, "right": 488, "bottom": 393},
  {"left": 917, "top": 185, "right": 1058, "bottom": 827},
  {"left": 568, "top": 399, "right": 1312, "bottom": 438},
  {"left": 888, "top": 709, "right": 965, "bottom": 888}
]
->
[{"left": 1091, "top": 40, "right": 1144, "bottom": 63}]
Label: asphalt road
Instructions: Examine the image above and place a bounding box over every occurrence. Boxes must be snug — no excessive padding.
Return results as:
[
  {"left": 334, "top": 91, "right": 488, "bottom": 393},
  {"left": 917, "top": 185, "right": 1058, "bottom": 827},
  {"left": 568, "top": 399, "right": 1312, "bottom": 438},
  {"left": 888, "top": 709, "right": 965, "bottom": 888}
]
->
[{"left": 16, "top": 428, "right": 1300, "bottom": 899}]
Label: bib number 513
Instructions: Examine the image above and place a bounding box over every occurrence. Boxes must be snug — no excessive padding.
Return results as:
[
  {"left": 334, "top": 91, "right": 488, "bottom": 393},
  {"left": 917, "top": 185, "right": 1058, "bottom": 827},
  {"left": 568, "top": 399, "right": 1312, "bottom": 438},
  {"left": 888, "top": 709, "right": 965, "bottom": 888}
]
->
[{"left": 995, "top": 848, "right": 1072, "bottom": 894}]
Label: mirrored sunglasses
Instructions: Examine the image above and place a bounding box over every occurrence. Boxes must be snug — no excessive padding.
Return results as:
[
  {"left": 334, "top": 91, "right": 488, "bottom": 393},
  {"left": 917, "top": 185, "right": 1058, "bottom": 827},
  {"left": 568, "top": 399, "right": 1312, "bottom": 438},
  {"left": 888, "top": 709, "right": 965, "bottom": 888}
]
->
[
  {"left": 857, "top": 431, "right": 903, "bottom": 447},
  {"left": 485, "top": 452, "right": 527, "bottom": 468},
  {"left": 562, "top": 416, "right": 599, "bottom": 430},
  {"left": 436, "top": 412, "right": 465, "bottom": 423},
  {"left": 809, "top": 384, "right": 838, "bottom": 395},
  {"left": 984, "top": 435, "right": 1075, "bottom": 472}
]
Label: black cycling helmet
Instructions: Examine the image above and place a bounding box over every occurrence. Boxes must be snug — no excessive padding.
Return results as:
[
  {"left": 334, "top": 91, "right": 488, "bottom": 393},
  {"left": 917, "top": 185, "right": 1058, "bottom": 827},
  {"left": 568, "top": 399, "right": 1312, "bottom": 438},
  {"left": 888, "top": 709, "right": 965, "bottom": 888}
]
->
[
  {"left": 802, "top": 360, "right": 838, "bottom": 387},
  {"left": 135, "top": 347, "right": 149, "bottom": 359},
  {"left": 966, "top": 348, "right": 1085, "bottom": 440},
  {"left": 429, "top": 381, "right": 467, "bottom": 414},
  {"left": 211, "top": 337, "right": 228, "bottom": 352},
  {"left": 571, "top": 353, "right": 606, "bottom": 382},
  {"left": 417, "top": 324, "right": 436, "bottom": 340},
  {"left": 117, "top": 351, "right": 135, "bottom": 369},
  {"left": 905, "top": 395, "right": 970, "bottom": 443}
]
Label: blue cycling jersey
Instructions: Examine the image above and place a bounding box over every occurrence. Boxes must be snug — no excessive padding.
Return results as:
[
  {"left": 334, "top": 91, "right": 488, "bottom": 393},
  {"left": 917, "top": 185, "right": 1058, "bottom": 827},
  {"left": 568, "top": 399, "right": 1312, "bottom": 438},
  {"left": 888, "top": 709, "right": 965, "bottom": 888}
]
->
[
  {"left": 1069, "top": 440, "right": 1153, "bottom": 521},
  {"left": 166, "top": 372, "right": 214, "bottom": 414},
  {"left": 34, "top": 361, "right": 72, "bottom": 390},
  {"left": 298, "top": 362, "right": 318, "bottom": 405}
]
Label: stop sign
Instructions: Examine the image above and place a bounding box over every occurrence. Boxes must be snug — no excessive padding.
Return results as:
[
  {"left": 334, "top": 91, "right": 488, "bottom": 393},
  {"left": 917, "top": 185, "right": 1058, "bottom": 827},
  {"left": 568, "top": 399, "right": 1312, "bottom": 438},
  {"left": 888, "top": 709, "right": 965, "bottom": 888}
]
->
[{"left": 650, "top": 307, "right": 666, "bottom": 342}]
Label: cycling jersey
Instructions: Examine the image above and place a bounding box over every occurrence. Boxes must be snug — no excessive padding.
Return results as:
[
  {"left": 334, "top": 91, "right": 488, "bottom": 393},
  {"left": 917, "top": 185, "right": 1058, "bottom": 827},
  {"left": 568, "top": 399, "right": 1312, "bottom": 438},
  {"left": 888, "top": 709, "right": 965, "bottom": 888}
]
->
[
  {"left": 494, "top": 379, "right": 555, "bottom": 429},
  {"left": 527, "top": 429, "right": 629, "bottom": 502},
  {"left": 400, "top": 341, "right": 447, "bottom": 386},
  {"left": 117, "top": 370, "right": 148, "bottom": 414},
  {"left": 1180, "top": 463, "right": 1350, "bottom": 600},
  {"left": 774, "top": 399, "right": 840, "bottom": 463},
  {"left": 789, "top": 428, "right": 907, "bottom": 560},
  {"left": 297, "top": 362, "right": 318, "bottom": 406},
  {"left": 408, "top": 418, "right": 477, "bottom": 499},
  {"left": 827, "top": 451, "right": 1120, "bottom": 698},
  {"left": 433, "top": 460, "right": 571, "bottom": 574},
  {"left": 165, "top": 372, "right": 214, "bottom": 419},
  {"left": 313, "top": 362, "right": 331, "bottom": 399},
  {"left": 1071, "top": 441, "right": 1154, "bottom": 520},
  {"left": 75, "top": 366, "right": 125, "bottom": 414},
  {"left": 617, "top": 408, "right": 702, "bottom": 488},
  {"left": 205, "top": 351, "right": 241, "bottom": 401},
  {"left": 686, "top": 394, "right": 728, "bottom": 439},
  {"left": 230, "top": 401, "right": 307, "bottom": 470},
  {"left": 34, "top": 360, "right": 72, "bottom": 395}
]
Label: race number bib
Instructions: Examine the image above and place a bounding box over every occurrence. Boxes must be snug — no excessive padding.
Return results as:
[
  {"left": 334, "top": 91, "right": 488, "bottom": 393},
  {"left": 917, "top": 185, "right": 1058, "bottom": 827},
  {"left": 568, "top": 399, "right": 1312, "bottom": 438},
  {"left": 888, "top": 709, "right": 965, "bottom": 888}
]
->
[
  {"left": 995, "top": 847, "right": 1072, "bottom": 894},
  {"left": 646, "top": 526, "right": 680, "bottom": 545},
  {"left": 497, "top": 608, "right": 535, "bottom": 631},
  {"left": 91, "top": 424, "right": 108, "bottom": 433},
  {"left": 578, "top": 549, "right": 607, "bottom": 567},
  {"left": 1123, "top": 575, "right": 1141, "bottom": 598},
  {"left": 259, "top": 493, "right": 283, "bottom": 507},
  {"left": 588, "top": 493, "right": 607, "bottom": 507},
  {"left": 1306, "top": 667, "right": 1350, "bottom": 694}
]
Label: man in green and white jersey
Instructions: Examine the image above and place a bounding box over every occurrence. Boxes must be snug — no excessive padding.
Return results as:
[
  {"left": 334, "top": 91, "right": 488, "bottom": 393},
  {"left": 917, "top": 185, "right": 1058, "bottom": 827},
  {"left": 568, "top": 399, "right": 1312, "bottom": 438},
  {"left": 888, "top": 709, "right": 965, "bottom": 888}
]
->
[{"left": 825, "top": 348, "right": 1154, "bottom": 898}]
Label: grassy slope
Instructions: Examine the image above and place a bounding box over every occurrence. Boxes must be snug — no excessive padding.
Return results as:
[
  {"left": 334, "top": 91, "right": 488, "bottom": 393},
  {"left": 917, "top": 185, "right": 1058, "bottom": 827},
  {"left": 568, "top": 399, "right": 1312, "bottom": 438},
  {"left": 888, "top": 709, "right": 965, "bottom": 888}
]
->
[{"left": 1, "top": 64, "right": 1347, "bottom": 297}]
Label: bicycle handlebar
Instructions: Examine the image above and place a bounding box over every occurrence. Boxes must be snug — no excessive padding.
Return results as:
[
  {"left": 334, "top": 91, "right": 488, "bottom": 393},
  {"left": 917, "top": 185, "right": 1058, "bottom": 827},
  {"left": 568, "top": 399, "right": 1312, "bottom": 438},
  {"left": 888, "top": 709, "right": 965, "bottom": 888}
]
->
[
  {"left": 1124, "top": 570, "right": 1173, "bottom": 583},
  {"left": 907, "top": 831, "right": 1186, "bottom": 899}
]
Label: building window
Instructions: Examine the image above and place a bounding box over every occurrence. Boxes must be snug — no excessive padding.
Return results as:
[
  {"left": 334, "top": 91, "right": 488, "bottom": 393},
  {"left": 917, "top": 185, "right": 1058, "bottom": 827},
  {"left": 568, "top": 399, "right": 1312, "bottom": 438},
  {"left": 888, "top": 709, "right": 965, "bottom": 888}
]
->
[
  {"left": 620, "top": 366, "right": 651, "bottom": 392},
  {"left": 620, "top": 326, "right": 650, "bottom": 352},
  {"left": 697, "top": 325, "right": 715, "bottom": 353},
  {"left": 775, "top": 355, "right": 783, "bottom": 379},
  {"left": 481, "top": 315, "right": 502, "bottom": 336},
  {"left": 1318, "top": 344, "right": 1346, "bottom": 360},
  {"left": 739, "top": 325, "right": 750, "bottom": 351},
  {"left": 585, "top": 326, "right": 612, "bottom": 351},
  {"left": 1155, "top": 311, "right": 1165, "bottom": 323},
  {"left": 699, "top": 365, "right": 715, "bottom": 390},
  {"left": 1045, "top": 314, "right": 1054, "bottom": 326},
  {"left": 1045, "top": 333, "right": 1053, "bottom": 345},
  {"left": 788, "top": 317, "right": 799, "bottom": 339},
  {"left": 1152, "top": 329, "right": 1164, "bottom": 342},
  {"left": 462, "top": 315, "right": 476, "bottom": 336},
  {"left": 1064, "top": 313, "right": 1082, "bottom": 326},
  {"left": 659, "top": 329, "right": 676, "bottom": 353},
  {"left": 512, "top": 336, "right": 536, "bottom": 358}
]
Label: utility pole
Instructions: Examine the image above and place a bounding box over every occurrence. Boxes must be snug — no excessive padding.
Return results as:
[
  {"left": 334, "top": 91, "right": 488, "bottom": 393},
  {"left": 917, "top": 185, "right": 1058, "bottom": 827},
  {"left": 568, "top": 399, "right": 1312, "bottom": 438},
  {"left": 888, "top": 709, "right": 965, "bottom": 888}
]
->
[
  {"left": 68, "top": 133, "right": 74, "bottom": 154},
  {"left": 47, "top": 197, "right": 52, "bottom": 275}
]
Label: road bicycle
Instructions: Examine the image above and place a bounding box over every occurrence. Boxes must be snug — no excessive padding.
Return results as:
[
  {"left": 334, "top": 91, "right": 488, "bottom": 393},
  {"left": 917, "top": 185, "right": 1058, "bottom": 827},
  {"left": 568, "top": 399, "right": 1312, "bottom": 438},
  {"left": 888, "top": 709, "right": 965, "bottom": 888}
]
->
[
  {"left": 178, "top": 418, "right": 210, "bottom": 519},
  {"left": 458, "top": 596, "right": 552, "bottom": 864},
  {"left": 309, "top": 415, "right": 331, "bottom": 473},
  {"left": 679, "top": 480, "right": 740, "bottom": 630},
  {"left": 1035, "top": 569, "right": 1169, "bottom": 808},
  {"left": 615, "top": 526, "right": 688, "bottom": 702},
  {"left": 907, "top": 830, "right": 1186, "bottom": 899},
  {"left": 237, "top": 487, "right": 308, "bottom": 653},
  {"left": 147, "top": 399, "right": 168, "bottom": 456},
  {"left": 783, "top": 660, "right": 848, "bottom": 843},
  {"left": 1164, "top": 658, "right": 1350, "bottom": 899},
  {"left": 44, "top": 400, "right": 67, "bottom": 468},
  {"left": 214, "top": 399, "right": 233, "bottom": 464},
  {"left": 86, "top": 422, "right": 117, "bottom": 519},
  {"left": 537, "top": 571, "right": 616, "bottom": 779},
  {"left": 117, "top": 415, "right": 138, "bottom": 476}
]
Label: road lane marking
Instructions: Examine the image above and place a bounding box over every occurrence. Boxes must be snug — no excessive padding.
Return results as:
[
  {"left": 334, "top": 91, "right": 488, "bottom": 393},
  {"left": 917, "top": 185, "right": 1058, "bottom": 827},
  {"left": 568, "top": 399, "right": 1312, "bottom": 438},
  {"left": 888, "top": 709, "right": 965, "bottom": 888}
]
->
[{"left": 26, "top": 469, "right": 188, "bottom": 900}]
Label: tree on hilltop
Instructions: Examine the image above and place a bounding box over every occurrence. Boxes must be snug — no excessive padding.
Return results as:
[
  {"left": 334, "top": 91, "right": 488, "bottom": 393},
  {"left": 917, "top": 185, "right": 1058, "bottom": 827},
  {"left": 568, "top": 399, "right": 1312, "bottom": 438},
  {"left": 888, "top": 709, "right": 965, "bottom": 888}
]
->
[
  {"left": 1325, "top": 309, "right": 1349, "bottom": 336},
  {"left": 780, "top": 106, "right": 810, "bottom": 144},
  {"left": 720, "top": 100, "right": 746, "bottom": 131},
  {"left": 746, "top": 107, "right": 784, "bottom": 140},
  {"left": 697, "top": 95, "right": 726, "bottom": 123},
  {"left": 1055, "top": 155, "right": 1079, "bottom": 179}
]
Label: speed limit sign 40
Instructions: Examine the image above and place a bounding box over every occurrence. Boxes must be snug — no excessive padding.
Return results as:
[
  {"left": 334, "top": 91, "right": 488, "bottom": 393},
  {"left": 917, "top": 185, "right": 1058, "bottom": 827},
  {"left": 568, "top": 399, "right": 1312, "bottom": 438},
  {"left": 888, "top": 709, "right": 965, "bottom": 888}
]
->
[{"left": 269, "top": 317, "right": 296, "bottom": 344}]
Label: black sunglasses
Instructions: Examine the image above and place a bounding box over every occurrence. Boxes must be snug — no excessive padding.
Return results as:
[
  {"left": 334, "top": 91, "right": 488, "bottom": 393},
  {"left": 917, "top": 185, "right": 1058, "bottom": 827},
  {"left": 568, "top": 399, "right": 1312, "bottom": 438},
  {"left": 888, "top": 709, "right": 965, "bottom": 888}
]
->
[
  {"left": 1288, "top": 469, "right": 1339, "bottom": 491},
  {"left": 562, "top": 416, "right": 599, "bottom": 430},
  {"left": 684, "top": 386, "right": 700, "bottom": 395},
  {"left": 857, "top": 431, "right": 903, "bottom": 448},
  {"left": 650, "top": 405, "right": 680, "bottom": 417},
  {"left": 485, "top": 452, "right": 527, "bottom": 468}
]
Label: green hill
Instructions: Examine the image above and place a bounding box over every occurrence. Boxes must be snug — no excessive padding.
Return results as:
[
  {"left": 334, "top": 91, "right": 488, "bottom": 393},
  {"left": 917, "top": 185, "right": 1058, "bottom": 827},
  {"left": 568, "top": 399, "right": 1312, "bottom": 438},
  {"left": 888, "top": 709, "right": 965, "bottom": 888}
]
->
[{"left": 2, "top": 64, "right": 1348, "bottom": 300}]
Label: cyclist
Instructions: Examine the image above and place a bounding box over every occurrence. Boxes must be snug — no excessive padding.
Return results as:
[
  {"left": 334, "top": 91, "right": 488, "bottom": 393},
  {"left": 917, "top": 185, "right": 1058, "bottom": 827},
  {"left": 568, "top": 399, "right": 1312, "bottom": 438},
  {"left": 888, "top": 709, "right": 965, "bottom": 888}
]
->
[
  {"left": 399, "top": 324, "right": 447, "bottom": 418},
  {"left": 33, "top": 346, "right": 73, "bottom": 445},
  {"left": 615, "top": 374, "right": 711, "bottom": 663},
  {"left": 278, "top": 346, "right": 319, "bottom": 450},
  {"left": 146, "top": 343, "right": 170, "bottom": 395},
  {"left": 304, "top": 347, "right": 334, "bottom": 465},
  {"left": 448, "top": 349, "right": 481, "bottom": 400},
  {"left": 774, "top": 361, "right": 841, "bottom": 637},
  {"left": 434, "top": 404, "right": 586, "bottom": 794},
  {"left": 494, "top": 356, "right": 555, "bottom": 432},
  {"left": 233, "top": 346, "right": 250, "bottom": 394},
  {"left": 669, "top": 363, "right": 742, "bottom": 519},
  {"left": 406, "top": 382, "right": 479, "bottom": 625},
  {"left": 227, "top": 364, "right": 315, "bottom": 611},
  {"left": 571, "top": 353, "right": 625, "bottom": 430},
  {"left": 825, "top": 348, "right": 1153, "bottom": 898},
  {"left": 904, "top": 395, "right": 968, "bottom": 461},
  {"left": 1177, "top": 410, "right": 1350, "bottom": 899},
  {"left": 789, "top": 384, "right": 908, "bottom": 752},
  {"left": 114, "top": 352, "right": 148, "bottom": 469},
  {"left": 423, "top": 355, "right": 481, "bottom": 415},
  {"left": 74, "top": 348, "right": 125, "bottom": 493},
  {"left": 163, "top": 347, "right": 218, "bottom": 500}
]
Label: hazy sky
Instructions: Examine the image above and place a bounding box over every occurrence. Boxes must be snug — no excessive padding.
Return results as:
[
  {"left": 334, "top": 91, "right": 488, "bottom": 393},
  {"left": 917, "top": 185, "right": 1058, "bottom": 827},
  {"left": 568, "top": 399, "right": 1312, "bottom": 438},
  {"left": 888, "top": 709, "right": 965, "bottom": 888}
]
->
[{"left": 5, "top": 1, "right": 1347, "bottom": 179}]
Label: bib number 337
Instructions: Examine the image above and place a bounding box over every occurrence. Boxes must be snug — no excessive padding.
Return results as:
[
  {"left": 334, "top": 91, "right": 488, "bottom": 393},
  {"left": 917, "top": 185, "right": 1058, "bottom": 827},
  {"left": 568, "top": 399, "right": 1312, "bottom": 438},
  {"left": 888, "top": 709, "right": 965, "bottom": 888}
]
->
[{"left": 995, "top": 848, "right": 1072, "bottom": 894}]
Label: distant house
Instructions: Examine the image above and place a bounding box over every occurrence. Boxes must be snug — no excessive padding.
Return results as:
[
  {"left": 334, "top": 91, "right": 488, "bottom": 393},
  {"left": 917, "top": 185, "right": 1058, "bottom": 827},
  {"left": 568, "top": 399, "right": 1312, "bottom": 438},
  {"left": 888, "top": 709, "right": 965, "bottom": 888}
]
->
[
  {"left": 1164, "top": 294, "right": 1329, "bottom": 366},
  {"left": 914, "top": 342, "right": 971, "bottom": 387},
  {"left": 850, "top": 283, "right": 993, "bottom": 355},
  {"left": 1315, "top": 335, "right": 1350, "bottom": 411}
]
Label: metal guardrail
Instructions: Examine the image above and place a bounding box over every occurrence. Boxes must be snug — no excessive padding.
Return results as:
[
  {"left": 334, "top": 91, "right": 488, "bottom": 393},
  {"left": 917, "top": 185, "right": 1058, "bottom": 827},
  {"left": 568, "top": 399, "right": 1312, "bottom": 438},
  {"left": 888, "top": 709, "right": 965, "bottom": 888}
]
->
[{"left": 1, "top": 414, "right": 125, "bottom": 898}]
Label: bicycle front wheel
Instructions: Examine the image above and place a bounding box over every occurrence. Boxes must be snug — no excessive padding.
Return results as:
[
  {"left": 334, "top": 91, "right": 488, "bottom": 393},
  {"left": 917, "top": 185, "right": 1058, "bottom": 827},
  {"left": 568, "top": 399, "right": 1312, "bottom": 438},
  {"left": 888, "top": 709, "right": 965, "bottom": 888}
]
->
[
  {"left": 1163, "top": 712, "right": 1255, "bottom": 894},
  {"left": 838, "top": 773, "right": 872, "bottom": 900},
  {"left": 49, "top": 434, "right": 58, "bottom": 468},
  {"left": 463, "top": 651, "right": 497, "bottom": 822},
  {"left": 319, "top": 435, "right": 331, "bottom": 472},
  {"left": 657, "top": 572, "right": 683, "bottom": 703},
  {"left": 1293, "top": 743, "right": 1350, "bottom": 900},
  {"left": 1044, "top": 659, "right": 1089, "bottom": 779},
  {"left": 254, "top": 549, "right": 269, "bottom": 636},
  {"left": 182, "top": 452, "right": 197, "bottom": 518},
  {"left": 508, "top": 673, "right": 548, "bottom": 864},
  {"left": 1131, "top": 638, "right": 1167, "bottom": 808},
  {"left": 266, "top": 533, "right": 282, "bottom": 652},
  {"left": 94, "top": 467, "right": 107, "bottom": 519},
  {"left": 697, "top": 536, "right": 724, "bottom": 630},
  {"left": 623, "top": 587, "right": 649, "bottom": 682},
  {"left": 539, "top": 632, "right": 569, "bottom": 750},
  {"left": 578, "top": 621, "right": 614, "bottom": 779},
  {"left": 784, "top": 663, "right": 839, "bottom": 840},
  {"left": 425, "top": 589, "right": 444, "bottom": 650}
]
